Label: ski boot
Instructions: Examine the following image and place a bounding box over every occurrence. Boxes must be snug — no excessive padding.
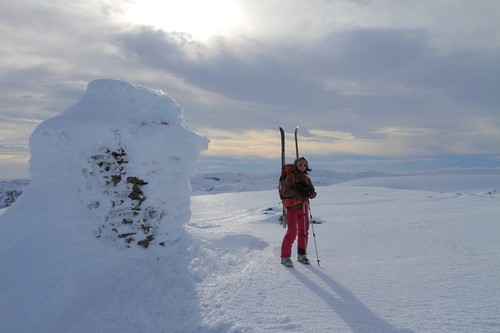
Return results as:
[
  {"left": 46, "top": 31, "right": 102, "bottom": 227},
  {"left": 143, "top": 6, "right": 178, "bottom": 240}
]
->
[
  {"left": 297, "top": 254, "right": 310, "bottom": 265},
  {"left": 281, "top": 257, "right": 294, "bottom": 267}
]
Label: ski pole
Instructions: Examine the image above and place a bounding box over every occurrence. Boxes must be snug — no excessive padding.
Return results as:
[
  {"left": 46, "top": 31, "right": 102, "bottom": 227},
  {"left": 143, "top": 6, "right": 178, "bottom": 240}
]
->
[
  {"left": 308, "top": 203, "right": 321, "bottom": 266},
  {"left": 308, "top": 204, "right": 317, "bottom": 224}
]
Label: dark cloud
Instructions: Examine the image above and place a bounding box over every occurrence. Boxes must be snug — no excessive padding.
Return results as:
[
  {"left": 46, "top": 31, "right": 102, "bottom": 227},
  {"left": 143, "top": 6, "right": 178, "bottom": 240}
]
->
[
  {"left": 111, "top": 22, "right": 500, "bottom": 151},
  {"left": 315, "top": 28, "right": 429, "bottom": 77},
  {"left": 114, "top": 24, "right": 498, "bottom": 116},
  {"left": 409, "top": 50, "right": 500, "bottom": 108},
  {"left": 115, "top": 26, "right": 336, "bottom": 110}
]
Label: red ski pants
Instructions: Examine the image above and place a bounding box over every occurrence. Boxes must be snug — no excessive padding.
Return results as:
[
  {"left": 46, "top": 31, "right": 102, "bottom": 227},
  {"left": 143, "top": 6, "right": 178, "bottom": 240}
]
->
[{"left": 281, "top": 205, "right": 309, "bottom": 258}]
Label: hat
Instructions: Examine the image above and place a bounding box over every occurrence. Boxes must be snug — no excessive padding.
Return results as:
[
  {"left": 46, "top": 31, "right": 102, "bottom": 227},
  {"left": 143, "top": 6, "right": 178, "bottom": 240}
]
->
[
  {"left": 294, "top": 157, "right": 308, "bottom": 167},
  {"left": 294, "top": 157, "right": 311, "bottom": 173}
]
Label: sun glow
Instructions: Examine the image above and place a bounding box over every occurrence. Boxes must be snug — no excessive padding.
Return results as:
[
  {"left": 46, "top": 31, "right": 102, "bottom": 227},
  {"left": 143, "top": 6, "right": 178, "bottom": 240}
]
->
[{"left": 122, "top": 0, "right": 246, "bottom": 41}]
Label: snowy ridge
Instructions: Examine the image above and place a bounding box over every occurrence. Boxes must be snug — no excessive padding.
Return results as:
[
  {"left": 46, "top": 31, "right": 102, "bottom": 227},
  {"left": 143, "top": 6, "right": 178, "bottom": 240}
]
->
[
  {"left": 190, "top": 169, "right": 389, "bottom": 194},
  {"left": 3, "top": 169, "right": 500, "bottom": 208},
  {"left": 0, "top": 169, "right": 397, "bottom": 208},
  {"left": 191, "top": 167, "right": 500, "bottom": 194},
  {"left": 341, "top": 174, "right": 500, "bottom": 192}
]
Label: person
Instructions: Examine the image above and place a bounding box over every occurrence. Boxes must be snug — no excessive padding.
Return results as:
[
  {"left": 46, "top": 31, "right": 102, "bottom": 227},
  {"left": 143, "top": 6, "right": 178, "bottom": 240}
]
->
[{"left": 280, "top": 156, "right": 316, "bottom": 267}]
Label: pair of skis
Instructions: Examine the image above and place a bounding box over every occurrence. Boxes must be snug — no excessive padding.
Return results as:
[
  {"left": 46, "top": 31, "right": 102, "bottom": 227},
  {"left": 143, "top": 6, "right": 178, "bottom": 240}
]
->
[
  {"left": 280, "top": 126, "right": 300, "bottom": 166},
  {"left": 279, "top": 126, "right": 299, "bottom": 224}
]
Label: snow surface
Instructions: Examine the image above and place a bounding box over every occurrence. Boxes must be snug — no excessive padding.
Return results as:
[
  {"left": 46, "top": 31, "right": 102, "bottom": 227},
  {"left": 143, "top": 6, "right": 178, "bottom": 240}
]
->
[
  {"left": 1, "top": 174, "right": 499, "bottom": 332},
  {"left": 1, "top": 79, "right": 499, "bottom": 332}
]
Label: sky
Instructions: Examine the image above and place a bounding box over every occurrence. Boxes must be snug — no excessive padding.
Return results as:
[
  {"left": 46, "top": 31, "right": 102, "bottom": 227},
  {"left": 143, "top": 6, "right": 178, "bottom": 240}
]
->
[{"left": 1, "top": 0, "right": 500, "bottom": 179}]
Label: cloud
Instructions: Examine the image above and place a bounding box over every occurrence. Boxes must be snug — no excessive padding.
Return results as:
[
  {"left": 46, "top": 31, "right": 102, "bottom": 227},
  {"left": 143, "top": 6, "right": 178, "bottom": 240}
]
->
[
  {"left": 408, "top": 50, "right": 500, "bottom": 108},
  {"left": 113, "top": 23, "right": 500, "bottom": 134},
  {"left": 1, "top": 0, "right": 499, "bottom": 178},
  {"left": 323, "top": 28, "right": 429, "bottom": 76},
  {"left": 114, "top": 26, "right": 333, "bottom": 110}
]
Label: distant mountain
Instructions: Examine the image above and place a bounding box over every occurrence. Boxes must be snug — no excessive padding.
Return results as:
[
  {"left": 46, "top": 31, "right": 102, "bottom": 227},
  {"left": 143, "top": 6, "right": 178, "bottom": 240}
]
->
[
  {"left": 190, "top": 169, "right": 390, "bottom": 195},
  {"left": 3, "top": 167, "right": 499, "bottom": 208},
  {"left": 1, "top": 170, "right": 386, "bottom": 208}
]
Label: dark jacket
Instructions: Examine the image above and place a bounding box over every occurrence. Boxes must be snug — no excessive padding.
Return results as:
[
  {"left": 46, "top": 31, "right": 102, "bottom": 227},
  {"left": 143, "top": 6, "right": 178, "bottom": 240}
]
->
[{"left": 282, "top": 172, "right": 316, "bottom": 209}]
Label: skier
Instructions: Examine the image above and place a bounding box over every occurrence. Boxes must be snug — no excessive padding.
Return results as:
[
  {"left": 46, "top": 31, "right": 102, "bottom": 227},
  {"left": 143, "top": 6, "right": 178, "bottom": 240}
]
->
[{"left": 280, "top": 157, "right": 317, "bottom": 267}]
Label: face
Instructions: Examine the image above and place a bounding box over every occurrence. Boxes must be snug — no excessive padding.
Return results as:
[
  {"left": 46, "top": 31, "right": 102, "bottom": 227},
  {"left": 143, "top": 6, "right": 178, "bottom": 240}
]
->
[{"left": 297, "top": 163, "right": 308, "bottom": 172}]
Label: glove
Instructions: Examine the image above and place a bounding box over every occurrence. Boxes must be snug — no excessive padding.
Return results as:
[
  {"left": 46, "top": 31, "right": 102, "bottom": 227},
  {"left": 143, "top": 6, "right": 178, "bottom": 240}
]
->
[{"left": 295, "top": 181, "right": 313, "bottom": 198}]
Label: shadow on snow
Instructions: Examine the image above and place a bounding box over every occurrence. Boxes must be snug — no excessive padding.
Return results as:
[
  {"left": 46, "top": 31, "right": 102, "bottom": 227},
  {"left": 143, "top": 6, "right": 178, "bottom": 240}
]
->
[{"left": 290, "top": 266, "right": 414, "bottom": 333}]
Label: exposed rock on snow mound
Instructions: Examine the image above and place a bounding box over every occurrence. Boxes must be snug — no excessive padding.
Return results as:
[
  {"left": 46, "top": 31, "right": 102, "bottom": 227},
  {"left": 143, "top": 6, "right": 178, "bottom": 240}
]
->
[
  {"left": 0, "top": 179, "right": 29, "bottom": 209},
  {"left": 27, "top": 79, "right": 208, "bottom": 248}
]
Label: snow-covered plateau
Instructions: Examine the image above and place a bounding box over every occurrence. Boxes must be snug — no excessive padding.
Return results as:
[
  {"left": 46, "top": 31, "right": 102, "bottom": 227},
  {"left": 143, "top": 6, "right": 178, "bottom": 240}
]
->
[{"left": 1, "top": 174, "right": 499, "bottom": 333}]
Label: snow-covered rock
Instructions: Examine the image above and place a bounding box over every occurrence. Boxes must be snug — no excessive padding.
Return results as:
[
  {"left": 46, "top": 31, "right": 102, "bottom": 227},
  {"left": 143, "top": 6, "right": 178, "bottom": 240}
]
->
[{"left": 24, "top": 79, "right": 208, "bottom": 248}]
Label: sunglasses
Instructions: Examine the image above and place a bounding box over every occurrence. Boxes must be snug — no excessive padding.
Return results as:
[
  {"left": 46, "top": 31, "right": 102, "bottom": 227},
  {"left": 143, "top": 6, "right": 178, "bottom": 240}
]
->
[{"left": 297, "top": 163, "right": 308, "bottom": 167}]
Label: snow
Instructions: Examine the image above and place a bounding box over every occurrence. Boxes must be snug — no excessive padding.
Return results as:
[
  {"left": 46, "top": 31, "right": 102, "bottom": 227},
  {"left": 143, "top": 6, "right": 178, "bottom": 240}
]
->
[
  {"left": 27, "top": 79, "right": 208, "bottom": 248},
  {"left": 1, "top": 79, "right": 500, "bottom": 332},
  {"left": 188, "top": 178, "right": 500, "bottom": 332},
  {"left": 1, "top": 175, "right": 499, "bottom": 332}
]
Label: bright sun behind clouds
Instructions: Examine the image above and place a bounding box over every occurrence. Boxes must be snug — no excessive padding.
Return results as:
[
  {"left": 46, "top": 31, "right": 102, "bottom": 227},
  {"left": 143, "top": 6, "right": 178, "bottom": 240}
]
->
[{"left": 122, "top": 0, "right": 247, "bottom": 41}]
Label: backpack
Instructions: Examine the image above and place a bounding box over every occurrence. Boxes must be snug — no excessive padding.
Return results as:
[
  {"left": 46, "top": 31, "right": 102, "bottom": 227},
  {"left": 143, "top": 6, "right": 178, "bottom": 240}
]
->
[{"left": 278, "top": 163, "right": 295, "bottom": 200}]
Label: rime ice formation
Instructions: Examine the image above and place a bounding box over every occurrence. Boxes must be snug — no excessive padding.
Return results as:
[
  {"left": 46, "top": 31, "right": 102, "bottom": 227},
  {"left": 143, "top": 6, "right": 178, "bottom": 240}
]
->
[{"left": 28, "top": 79, "right": 208, "bottom": 248}]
